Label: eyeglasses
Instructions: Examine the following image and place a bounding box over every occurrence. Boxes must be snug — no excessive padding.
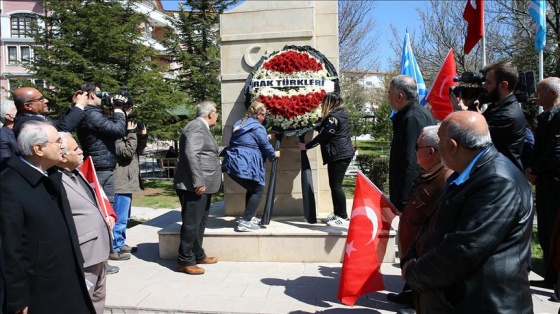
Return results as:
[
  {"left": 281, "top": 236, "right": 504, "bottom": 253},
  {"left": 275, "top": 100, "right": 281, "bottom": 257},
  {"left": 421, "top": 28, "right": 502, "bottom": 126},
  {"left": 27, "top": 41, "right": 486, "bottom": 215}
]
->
[
  {"left": 415, "top": 144, "right": 434, "bottom": 152},
  {"left": 26, "top": 96, "right": 45, "bottom": 104},
  {"left": 45, "top": 138, "right": 63, "bottom": 147}
]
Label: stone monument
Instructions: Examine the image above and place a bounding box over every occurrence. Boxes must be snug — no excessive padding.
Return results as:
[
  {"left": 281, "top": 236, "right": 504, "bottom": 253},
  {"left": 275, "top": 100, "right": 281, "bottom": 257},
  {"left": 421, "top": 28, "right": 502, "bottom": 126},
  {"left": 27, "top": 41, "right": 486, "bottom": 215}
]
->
[{"left": 220, "top": 1, "right": 339, "bottom": 218}]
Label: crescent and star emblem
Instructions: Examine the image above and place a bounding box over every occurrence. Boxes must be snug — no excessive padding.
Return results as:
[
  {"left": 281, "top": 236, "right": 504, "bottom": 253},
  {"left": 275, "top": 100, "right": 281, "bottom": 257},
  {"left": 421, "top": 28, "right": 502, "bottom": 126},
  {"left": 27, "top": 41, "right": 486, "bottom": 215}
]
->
[{"left": 345, "top": 205, "right": 379, "bottom": 258}]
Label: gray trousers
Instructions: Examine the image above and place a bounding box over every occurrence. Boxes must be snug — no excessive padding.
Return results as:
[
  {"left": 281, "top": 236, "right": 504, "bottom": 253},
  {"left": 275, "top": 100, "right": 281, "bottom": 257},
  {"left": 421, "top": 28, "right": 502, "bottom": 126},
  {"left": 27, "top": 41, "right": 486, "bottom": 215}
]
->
[{"left": 84, "top": 262, "right": 107, "bottom": 314}]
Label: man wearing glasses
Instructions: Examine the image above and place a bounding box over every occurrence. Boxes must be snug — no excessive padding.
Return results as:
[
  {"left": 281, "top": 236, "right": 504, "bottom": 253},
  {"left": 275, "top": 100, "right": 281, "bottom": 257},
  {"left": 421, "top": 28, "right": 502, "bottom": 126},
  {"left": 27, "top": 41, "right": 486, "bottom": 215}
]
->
[
  {"left": 0, "top": 121, "right": 95, "bottom": 313},
  {"left": 12, "top": 87, "right": 89, "bottom": 137}
]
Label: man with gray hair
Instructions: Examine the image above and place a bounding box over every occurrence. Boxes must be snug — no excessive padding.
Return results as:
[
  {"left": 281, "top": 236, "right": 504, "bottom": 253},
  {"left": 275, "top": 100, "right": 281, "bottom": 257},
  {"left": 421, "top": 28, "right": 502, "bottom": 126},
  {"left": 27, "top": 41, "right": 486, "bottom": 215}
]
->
[
  {"left": 388, "top": 75, "right": 436, "bottom": 212},
  {"left": 174, "top": 101, "right": 222, "bottom": 275},
  {"left": 57, "top": 132, "right": 112, "bottom": 313},
  {"left": 0, "top": 121, "right": 95, "bottom": 313},
  {"left": 402, "top": 111, "right": 533, "bottom": 313},
  {"left": 525, "top": 76, "right": 560, "bottom": 289},
  {"left": 389, "top": 125, "right": 453, "bottom": 311},
  {"left": 0, "top": 100, "right": 17, "bottom": 166}
]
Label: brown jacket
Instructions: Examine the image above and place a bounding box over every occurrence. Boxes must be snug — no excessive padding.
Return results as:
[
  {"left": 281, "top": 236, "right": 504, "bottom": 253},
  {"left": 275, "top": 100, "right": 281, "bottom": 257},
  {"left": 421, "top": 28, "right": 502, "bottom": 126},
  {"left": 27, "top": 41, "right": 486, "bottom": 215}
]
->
[{"left": 397, "top": 162, "right": 451, "bottom": 259}]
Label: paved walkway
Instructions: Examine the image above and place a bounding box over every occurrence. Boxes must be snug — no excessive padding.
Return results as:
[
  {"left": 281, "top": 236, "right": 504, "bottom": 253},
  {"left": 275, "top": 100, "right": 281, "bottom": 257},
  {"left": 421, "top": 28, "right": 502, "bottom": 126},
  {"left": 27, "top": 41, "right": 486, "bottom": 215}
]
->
[{"left": 103, "top": 207, "right": 560, "bottom": 314}]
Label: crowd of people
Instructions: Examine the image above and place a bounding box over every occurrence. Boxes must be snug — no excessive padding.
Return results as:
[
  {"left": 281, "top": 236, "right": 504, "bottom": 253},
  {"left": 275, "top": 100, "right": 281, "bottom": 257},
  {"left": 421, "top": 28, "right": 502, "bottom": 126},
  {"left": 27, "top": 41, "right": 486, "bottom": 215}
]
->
[{"left": 0, "top": 59, "right": 559, "bottom": 313}]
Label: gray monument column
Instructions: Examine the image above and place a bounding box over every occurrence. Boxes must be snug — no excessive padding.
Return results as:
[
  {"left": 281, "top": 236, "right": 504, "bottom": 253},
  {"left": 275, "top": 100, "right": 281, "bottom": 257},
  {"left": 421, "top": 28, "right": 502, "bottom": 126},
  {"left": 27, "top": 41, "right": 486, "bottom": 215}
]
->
[{"left": 220, "top": 1, "right": 339, "bottom": 218}]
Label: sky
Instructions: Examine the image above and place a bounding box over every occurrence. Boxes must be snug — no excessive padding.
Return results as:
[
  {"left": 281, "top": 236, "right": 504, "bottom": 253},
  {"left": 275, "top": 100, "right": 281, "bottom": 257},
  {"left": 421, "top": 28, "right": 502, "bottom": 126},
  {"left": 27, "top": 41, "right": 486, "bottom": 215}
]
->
[{"left": 160, "top": 1, "right": 425, "bottom": 71}]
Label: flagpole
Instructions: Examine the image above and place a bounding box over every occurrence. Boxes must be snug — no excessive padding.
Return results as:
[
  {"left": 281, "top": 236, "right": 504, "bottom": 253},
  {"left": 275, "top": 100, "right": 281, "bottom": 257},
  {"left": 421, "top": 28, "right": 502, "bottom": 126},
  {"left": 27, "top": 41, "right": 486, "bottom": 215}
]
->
[
  {"left": 538, "top": 49, "right": 543, "bottom": 81},
  {"left": 481, "top": 10, "right": 486, "bottom": 66}
]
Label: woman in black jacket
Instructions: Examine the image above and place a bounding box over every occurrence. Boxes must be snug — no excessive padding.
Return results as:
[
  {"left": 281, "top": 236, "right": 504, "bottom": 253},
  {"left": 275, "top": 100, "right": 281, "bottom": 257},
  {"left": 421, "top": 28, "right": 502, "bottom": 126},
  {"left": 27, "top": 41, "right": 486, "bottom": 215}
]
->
[{"left": 300, "top": 92, "right": 354, "bottom": 226}]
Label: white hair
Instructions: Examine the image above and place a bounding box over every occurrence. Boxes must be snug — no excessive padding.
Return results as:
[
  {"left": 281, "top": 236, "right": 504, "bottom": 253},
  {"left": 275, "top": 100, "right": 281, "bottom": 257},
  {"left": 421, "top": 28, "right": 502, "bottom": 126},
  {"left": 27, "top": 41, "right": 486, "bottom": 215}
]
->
[
  {"left": 59, "top": 132, "right": 73, "bottom": 154},
  {"left": 421, "top": 125, "right": 440, "bottom": 150},
  {"left": 17, "top": 121, "right": 51, "bottom": 156},
  {"left": 196, "top": 100, "right": 216, "bottom": 118},
  {"left": 0, "top": 99, "right": 16, "bottom": 126}
]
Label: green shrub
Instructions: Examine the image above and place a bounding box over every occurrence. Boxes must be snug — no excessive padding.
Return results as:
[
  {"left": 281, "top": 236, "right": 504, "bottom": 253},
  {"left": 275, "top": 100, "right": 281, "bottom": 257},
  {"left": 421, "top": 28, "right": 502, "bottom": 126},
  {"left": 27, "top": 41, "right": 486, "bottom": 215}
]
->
[{"left": 356, "top": 154, "right": 390, "bottom": 194}]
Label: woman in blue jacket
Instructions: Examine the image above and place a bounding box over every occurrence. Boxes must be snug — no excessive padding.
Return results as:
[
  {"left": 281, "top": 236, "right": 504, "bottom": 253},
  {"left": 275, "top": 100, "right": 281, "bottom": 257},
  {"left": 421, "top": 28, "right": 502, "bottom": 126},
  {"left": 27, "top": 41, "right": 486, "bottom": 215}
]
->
[{"left": 222, "top": 102, "right": 280, "bottom": 232}]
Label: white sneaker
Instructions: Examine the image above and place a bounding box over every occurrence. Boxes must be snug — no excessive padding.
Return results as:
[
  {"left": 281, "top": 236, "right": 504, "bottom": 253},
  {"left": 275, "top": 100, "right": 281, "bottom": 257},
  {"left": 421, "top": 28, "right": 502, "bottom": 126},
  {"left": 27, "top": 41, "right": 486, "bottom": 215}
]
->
[
  {"left": 320, "top": 213, "right": 337, "bottom": 223},
  {"left": 250, "top": 217, "right": 261, "bottom": 225},
  {"left": 237, "top": 219, "right": 260, "bottom": 232},
  {"left": 326, "top": 216, "right": 349, "bottom": 227}
]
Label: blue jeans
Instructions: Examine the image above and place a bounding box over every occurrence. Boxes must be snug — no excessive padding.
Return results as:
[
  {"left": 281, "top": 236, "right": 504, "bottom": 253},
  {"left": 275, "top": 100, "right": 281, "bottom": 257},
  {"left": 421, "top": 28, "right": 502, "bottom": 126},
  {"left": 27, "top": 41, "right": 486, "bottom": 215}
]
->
[{"left": 113, "top": 193, "right": 132, "bottom": 252}]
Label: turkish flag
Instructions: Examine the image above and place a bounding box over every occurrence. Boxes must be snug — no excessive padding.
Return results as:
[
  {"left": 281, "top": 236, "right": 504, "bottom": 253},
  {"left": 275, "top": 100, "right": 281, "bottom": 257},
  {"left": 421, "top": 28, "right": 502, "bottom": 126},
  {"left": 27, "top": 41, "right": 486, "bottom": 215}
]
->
[
  {"left": 426, "top": 48, "right": 458, "bottom": 121},
  {"left": 338, "top": 171, "right": 397, "bottom": 306},
  {"left": 79, "top": 156, "right": 117, "bottom": 221},
  {"left": 463, "top": 0, "right": 484, "bottom": 54}
]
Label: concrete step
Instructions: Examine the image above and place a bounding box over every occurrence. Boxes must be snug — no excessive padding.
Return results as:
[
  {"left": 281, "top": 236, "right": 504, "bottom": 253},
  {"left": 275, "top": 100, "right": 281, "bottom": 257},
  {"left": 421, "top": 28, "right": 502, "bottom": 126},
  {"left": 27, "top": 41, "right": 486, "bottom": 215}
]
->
[{"left": 157, "top": 203, "right": 396, "bottom": 263}]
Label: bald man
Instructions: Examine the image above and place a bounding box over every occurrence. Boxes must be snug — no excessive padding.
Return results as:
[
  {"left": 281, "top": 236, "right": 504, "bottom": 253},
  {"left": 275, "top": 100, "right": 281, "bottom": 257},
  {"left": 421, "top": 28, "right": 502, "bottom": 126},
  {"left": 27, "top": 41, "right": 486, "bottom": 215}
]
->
[
  {"left": 526, "top": 77, "right": 560, "bottom": 288},
  {"left": 12, "top": 87, "right": 88, "bottom": 137},
  {"left": 402, "top": 111, "right": 533, "bottom": 313}
]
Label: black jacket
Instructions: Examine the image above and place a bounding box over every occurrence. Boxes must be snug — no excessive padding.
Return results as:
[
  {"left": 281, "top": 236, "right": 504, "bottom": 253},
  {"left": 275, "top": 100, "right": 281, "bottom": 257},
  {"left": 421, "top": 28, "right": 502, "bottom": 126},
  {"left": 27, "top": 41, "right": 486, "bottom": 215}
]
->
[
  {"left": 306, "top": 107, "right": 354, "bottom": 164},
  {"left": 405, "top": 146, "right": 533, "bottom": 314},
  {"left": 76, "top": 106, "right": 127, "bottom": 171},
  {"left": 482, "top": 94, "right": 525, "bottom": 170},
  {"left": 13, "top": 106, "right": 86, "bottom": 138},
  {"left": 531, "top": 104, "right": 560, "bottom": 178},
  {"left": 389, "top": 100, "right": 436, "bottom": 211},
  {"left": 1, "top": 156, "right": 95, "bottom": 313}
]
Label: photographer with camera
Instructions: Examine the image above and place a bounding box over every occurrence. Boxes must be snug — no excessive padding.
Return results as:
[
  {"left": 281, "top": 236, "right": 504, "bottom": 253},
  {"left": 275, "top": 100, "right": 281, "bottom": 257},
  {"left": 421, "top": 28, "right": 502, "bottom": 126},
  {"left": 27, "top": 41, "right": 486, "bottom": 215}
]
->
[
  {"left": 12, "top": 87, "right": 89, "bottom": 137},
  {"left": 452, "top": 61, "right": 525, "bottom": 171},
  {"left": 112, "top": 120, "right": 148, "bottom": 258},
  {"left": 76, "top": 81, "right": 130, "bottom": 238}
]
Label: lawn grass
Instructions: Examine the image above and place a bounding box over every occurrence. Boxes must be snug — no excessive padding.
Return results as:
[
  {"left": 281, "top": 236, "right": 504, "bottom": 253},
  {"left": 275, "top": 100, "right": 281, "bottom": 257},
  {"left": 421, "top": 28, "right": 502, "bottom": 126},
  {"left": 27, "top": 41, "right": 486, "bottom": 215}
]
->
[{"left": 356, "top": 140, "right": 390, "bottom": 156}]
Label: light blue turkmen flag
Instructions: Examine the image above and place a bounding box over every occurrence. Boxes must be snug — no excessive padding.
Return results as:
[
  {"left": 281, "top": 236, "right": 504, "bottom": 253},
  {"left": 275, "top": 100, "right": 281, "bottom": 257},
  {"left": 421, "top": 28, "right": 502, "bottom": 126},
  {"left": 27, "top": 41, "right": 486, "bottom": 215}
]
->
[
  {"left": 401, "top": 32, "right": 428, "bottom": 105},
  {"left": 529, "top": 0, "right": 546, "bottom": 51}
]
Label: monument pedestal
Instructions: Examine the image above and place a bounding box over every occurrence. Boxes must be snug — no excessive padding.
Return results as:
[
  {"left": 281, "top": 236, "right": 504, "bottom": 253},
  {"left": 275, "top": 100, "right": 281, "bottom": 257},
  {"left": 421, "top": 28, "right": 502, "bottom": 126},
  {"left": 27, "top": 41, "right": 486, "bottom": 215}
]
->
[{"left": 157, "top": 202, "right": 396, "bottom": 263}]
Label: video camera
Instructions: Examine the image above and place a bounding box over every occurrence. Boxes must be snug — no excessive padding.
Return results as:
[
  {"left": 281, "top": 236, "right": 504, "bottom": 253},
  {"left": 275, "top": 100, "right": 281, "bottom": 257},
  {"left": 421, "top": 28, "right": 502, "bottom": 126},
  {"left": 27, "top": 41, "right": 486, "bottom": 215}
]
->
[
  {"left": 95, "top": 87, "right": 133, "bottom": 109},
  {"left": 450, "top": 70, "right": 536, "bottom": 104},
  {"left": 449, "top": 71, "right": 486, "bottom": 101}
]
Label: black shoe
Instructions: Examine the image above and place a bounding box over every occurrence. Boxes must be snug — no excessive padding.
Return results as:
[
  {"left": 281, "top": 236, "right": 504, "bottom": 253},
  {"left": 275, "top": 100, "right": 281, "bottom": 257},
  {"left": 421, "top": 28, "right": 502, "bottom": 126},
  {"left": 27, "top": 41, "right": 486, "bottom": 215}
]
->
[
  {"left": 105, "top": 262, "right": 119, "bottom": 275},
  {"left": 396, "top": 308, "right": 416, "bottom": 314},
  {"left": 387, "top": 290, "right": 414, "bottom": 306},
  {"left": 529, "top": 280, "right": 554, "bottom": 289}
]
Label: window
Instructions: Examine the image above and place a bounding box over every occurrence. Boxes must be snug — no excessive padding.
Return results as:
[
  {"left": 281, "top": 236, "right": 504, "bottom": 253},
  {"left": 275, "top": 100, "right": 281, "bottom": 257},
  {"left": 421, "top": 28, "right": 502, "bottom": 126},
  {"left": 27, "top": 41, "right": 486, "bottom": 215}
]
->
[
  {"left": 8, "top": 46, "right": 18, "bottom": 64},
  {"left": 11, "top": 14, "right": 37, "bottom": 38},
  {"left": 6, "top": 45, "right": 33, "bottom": 65},
  {"left": 21, "top": 46, "right": 31, "bottom": 63}
]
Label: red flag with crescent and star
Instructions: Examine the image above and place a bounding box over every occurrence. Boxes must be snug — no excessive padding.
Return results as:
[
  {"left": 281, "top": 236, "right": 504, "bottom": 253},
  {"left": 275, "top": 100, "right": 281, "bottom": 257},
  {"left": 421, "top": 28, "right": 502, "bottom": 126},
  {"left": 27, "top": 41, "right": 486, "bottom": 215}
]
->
[
  {"left": 79, "top": 156, "right": 117, "bottom": 221},
  {"left": 426, "top": 48, "right": 458, "bottom": 121},
  {"left": 338, "top": 171, "right": 398, "bottom": 306},
  {"left": 463, "top": 0, "right": 484, "bottom": 54}
]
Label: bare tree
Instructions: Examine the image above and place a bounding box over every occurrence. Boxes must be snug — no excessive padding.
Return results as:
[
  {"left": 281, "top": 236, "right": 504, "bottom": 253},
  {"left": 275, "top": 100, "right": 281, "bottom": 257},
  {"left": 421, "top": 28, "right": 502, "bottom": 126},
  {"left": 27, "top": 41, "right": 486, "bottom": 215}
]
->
[
  {"left": 385, "top": 0, "right": 559, "bottom": 86},
  {"left": 338, "top": 0, "right": 380, "bottom": 71}
]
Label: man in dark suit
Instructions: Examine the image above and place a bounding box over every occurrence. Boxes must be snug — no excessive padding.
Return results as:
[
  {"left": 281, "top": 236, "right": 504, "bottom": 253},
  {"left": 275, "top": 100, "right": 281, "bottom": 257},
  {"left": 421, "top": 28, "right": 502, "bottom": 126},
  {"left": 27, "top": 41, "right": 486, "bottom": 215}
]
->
[
  {"left": 58, "top": 132, "right": 112, "bottom": 313},
  {"left": 12, "top": 87, "right": 88, "bottom": 137},
  {"left": 0, "top": 99, "right": 17, "bottom": 167},
  {"left": 174, "top": 101, "right": 222, "bottom": 275},
  {"left": 0, "top": 121, "right": 95, "bottom": 313}
]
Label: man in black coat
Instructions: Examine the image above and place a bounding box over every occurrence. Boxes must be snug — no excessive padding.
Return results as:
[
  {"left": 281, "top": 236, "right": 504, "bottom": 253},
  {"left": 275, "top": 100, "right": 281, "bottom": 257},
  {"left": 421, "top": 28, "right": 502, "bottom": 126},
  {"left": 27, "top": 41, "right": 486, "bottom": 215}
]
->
[
  {"left": 402, "top": 111, "right": 533, "bottom": 313},
  {"left": 481, "top": 61, "right": 526, "bottom": 171},
  {"left": 0, "top": 121, "right": 95, "bottom": 314},
  {"left": 526, "top": 76, "right": 560, "bottom": 288},
  {"left": 12, "top": 87, "right": 88, "bottom": 137},
  {"left": 388, "top": 75, "right": 437, "bottom": 212}
]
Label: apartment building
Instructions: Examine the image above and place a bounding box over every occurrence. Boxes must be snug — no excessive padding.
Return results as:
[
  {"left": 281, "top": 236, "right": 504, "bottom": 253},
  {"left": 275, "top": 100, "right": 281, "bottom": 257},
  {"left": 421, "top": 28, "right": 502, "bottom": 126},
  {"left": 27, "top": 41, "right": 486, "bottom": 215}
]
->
[{"left": 0, "top": 0, "right": 174, "bottom": 101}]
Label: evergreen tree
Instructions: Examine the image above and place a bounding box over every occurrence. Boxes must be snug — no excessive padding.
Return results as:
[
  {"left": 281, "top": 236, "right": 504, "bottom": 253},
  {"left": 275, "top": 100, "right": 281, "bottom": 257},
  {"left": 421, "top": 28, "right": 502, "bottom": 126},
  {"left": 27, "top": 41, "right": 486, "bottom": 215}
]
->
[
  {"left": 26, "top": 0, "right": 184, "bottom": 139},
  {"left": 162, "top": 0, "right": 237, "bottom": 107}
]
